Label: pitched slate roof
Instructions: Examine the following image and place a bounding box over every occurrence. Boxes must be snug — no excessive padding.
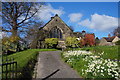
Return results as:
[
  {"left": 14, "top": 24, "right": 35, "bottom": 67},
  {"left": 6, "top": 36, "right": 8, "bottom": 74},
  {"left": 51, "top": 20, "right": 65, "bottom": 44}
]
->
[
  {"left": 73, "top": 32, "right": 82, "bottom": 37},
  {"left": 118, "top": 35, "right": 120, "bottom": 38},
  {"left": 103, "top": 36, "right": 116, "bottom": 42}
]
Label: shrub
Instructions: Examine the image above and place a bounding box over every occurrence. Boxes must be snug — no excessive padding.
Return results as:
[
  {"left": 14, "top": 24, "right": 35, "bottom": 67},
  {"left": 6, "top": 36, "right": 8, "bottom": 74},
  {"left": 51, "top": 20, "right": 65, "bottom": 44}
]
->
[
  {"left": 2, "top": 36, "right": 19, "bottom": 54},
  {"left": 45, "top": 38, "right": 58, "bottom": 48},
  {"left": 2, "top": 36, "right": 28, "bottom": 54},
  {"left": 65, "top": 37, "right": 80, "bottom": 48},
  {"left": 115, "top": 40, "right": 120, "bottom": 45}
]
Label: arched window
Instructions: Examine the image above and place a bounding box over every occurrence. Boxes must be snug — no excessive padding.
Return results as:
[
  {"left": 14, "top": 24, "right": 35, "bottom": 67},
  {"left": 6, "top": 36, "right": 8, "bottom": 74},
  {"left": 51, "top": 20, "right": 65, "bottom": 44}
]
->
[{"left": 50, "top": 27, "right": 62, "bottom": 39}]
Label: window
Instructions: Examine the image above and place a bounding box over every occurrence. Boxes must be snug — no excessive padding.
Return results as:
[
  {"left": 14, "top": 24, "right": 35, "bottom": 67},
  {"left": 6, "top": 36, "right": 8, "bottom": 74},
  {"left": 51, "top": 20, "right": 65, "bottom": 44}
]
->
[{"left": 50, "top": 26, "right": 62, "bottom": 39}]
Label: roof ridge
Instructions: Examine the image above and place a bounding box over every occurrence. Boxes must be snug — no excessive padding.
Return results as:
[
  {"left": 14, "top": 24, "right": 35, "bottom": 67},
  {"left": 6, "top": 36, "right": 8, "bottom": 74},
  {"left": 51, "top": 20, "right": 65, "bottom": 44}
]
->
[{"left": 41, "top": 14, "right": 73, "bottom": 32}]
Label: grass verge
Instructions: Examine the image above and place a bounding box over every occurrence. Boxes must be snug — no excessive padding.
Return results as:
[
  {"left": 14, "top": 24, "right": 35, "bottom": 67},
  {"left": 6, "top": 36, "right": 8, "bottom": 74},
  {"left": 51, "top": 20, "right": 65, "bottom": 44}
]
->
[
  {"left": 81, "top": 46, "right": 119, "bottom": 60},
  {"left": 2, "top": 49, "right": 58, "bottom": 79}
]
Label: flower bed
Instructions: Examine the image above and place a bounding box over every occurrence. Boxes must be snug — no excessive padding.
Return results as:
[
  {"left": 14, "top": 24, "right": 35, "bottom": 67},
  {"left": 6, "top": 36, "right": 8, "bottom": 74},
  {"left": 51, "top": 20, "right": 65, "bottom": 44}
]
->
[{"left": 62, "top": 50, "right": 120, "bottom": 80}]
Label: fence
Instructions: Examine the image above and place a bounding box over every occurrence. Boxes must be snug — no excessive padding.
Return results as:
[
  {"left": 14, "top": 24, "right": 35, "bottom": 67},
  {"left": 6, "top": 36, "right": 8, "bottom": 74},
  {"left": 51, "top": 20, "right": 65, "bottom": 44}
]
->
[{"left": 0, "top": 57, "right": 17, "bottom": 79}]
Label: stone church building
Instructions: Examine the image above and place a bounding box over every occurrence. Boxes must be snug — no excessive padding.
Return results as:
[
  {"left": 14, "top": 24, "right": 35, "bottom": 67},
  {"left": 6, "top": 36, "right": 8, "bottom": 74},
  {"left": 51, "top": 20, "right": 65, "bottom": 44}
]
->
[
  {"left": 41, "top": 14, "right": 76, "bottom": 39},
  {"left": 37, "top": 14, "right": 94, "bottom": 48}
]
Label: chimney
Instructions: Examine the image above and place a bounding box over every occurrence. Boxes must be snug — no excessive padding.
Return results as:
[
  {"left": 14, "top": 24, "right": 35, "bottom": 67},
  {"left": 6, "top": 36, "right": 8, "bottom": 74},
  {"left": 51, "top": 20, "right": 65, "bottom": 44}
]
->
[
  {"left": 82, "top": 30, "right": 86, "bottom": 33},
  {"left": 82, "top": 30, "right": 86, "bottom": 37},
  {"left": 55, "top": 14, "right": 58, "bottom": 16},
  {"left": 51, "top": 17, "right": 54, "bottom": 19}
]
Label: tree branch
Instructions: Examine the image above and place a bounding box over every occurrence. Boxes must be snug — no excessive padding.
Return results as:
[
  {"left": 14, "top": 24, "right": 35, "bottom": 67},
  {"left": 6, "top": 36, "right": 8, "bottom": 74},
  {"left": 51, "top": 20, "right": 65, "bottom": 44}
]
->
[{"left": 1, "top": 27, "right": 12, "bottom": 32}]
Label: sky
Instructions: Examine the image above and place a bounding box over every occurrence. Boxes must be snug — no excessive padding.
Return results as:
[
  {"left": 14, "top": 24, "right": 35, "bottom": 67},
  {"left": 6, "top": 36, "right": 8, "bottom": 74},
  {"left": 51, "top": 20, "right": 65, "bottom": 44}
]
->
[
  {"left": 36, "top": 2, "right": 118, "bottom": 39},
  {"left": 1, "top": 2, "right": 118, "bottom": 39}
]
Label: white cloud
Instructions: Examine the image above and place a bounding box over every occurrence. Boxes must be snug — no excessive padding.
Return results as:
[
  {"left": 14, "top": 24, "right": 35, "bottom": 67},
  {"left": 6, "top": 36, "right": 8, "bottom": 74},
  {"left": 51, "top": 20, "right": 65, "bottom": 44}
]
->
[
  {"left": 36, "top": 4, "right": 65, "bottom": 21},
  {"left": 78, "top": 13, "right": 118, "bottom": 32},
  {"left": 0, "top": 32, "right": 8, "bottom": 39},
  {"left": 68, "top": 13, "right": 83, "bottom": 22}
]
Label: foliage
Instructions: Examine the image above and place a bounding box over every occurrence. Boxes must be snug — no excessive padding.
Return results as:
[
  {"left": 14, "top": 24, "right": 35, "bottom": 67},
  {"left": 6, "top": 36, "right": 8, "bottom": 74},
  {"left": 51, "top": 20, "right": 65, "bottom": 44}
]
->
[
  {"left": 95, "top": 37, "right": 100, "bottom": 45},
  {"left": 2, "top": 36, "right": 20, "bottom": 54},
  {"left": 9, "top": 36, "right": 20, "bottom": 43},
  {"left": 84, "top": 34, "right": 95, "bottom": 46},
  {"left": 65, "top": 37, "right": 80, "bottom": 48},
  {"left": 45, "top": 38, "right": 58, "bottom": 48},
  {"left": 2, "top": 36, "right": 28, "bottom": 54},
  {"left": 62, "top": 50, "right": 120, "bottom": 80},
  {"left": 115, "top": 40, "right": 120, "bottom": 45},
  {"left": 80, "top": 38, "right": 86, "bottom": 47},
  {"left": 26, "top": 22, "right": 44, "bottom": 49},
  {"left": 112, "top": 27, "right": 120, "bottom": 36}
]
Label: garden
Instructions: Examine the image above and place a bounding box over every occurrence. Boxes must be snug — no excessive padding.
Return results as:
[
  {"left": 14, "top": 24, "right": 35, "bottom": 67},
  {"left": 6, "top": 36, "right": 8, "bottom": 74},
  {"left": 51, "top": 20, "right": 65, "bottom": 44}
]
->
[
  {"left": 62, "top": 46, "right": 120, "bottom": 80},
  {"left": 1, "top": 2, "right": 120, "bottom": 79}
]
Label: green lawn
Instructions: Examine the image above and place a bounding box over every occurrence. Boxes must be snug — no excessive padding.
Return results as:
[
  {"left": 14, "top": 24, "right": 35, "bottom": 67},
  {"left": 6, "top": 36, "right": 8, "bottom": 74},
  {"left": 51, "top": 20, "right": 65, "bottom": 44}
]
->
[
  {"left": 3, "top": 49, "right": 57, "bottom": 70},
  {"left": 2, "top": 49, "right": 58, "bottom": 78},
  {"left": 81, "top": 46, "right": 119, "bottom": 59}
]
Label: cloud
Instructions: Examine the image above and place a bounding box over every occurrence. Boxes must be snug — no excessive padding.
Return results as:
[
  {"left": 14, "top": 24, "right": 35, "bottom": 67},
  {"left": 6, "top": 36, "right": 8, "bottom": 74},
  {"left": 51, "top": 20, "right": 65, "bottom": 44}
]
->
[
  {"left": 68, "top": 13, "right": 83, "bottom": 22},
  {"left": 0, "top": 32, "right": 8, "bottom": 39},
  {"left": 78, "top": 13, "right": 118, "bottom": 32},
  {"left": 36, "top": 4, "right": 65, "bottom": 21}
]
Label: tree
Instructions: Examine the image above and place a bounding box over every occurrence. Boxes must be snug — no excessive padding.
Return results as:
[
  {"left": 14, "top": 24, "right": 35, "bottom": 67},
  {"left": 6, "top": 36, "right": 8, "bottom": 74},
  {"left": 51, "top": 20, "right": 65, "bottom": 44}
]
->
[
  {"left": 112, "top": 27, "right": 120, "bottom": 37},
  {"left": 26, "top": 21, "right": 45, "bottom": 49},
  {"left": 2, "top": 2, "right": 43, "bottom": 37},
  {"left": 80, "top": 34, "right": 95, "bottom": 47},
  {"left": 1, "top": 2, "right": 45, "bottom": 51},
  {"left": 84, "top": 34, "right": 95, "bottom": 46},
  {"left": 2, "top": 36, "right": 20, "bottom": 54},
  {"left": 95, "top": 37, "right": 100, "bottom": 45}
]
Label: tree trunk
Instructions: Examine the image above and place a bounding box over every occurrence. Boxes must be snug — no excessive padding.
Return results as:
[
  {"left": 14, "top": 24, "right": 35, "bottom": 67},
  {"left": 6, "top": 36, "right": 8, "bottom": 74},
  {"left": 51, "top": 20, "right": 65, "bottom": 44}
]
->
[
  {"left": 12, "top": 20, "right": 18, "bottom": 37},
  {"left": 12, "top": 29, "right": 17, "bottom": 37}
]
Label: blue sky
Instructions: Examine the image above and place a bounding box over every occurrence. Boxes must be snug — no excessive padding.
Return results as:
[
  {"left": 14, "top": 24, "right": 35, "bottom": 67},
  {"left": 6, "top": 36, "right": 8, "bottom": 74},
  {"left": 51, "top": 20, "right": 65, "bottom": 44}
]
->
[
  {"left": 1, "top": 2, "right": 118, "bottom": 39},
  {"left": 37, "top": 2, "right": 118, "bottom": 39}
]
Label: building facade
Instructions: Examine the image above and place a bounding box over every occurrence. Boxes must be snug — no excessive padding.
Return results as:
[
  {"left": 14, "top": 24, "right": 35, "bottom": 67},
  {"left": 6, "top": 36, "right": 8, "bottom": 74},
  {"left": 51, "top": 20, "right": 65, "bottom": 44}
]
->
[
  {"left": 99, "top": 34, "right": 120, "bottom": 46},
  {"left": 41, "top": 14, "right": 75, "bottom": 40},
  {"left": 37, "top": 14, "right": 95, "bottom": 48}
]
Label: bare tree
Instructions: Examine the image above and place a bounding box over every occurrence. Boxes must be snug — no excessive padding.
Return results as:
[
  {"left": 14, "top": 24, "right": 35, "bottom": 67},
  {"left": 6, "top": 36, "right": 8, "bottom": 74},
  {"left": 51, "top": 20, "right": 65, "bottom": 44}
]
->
[
  {"left": 25, "top": 20, "right": 50, "bottom": 49},
  {"left": 2, "top": 2, "right": 43, "bottom": 37},
  {"left": 113, "top": 27, "right": 120, "bottom": 36},
  {"left": 26, "top": 21, "right": 43, "bottom": 46}
]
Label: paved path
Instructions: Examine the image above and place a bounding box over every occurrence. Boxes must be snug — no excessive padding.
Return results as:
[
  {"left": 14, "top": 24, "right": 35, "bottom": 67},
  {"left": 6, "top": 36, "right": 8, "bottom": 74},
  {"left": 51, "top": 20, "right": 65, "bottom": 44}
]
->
[{"left": 36, "top": 51, "right": 83, "bottom": 79}]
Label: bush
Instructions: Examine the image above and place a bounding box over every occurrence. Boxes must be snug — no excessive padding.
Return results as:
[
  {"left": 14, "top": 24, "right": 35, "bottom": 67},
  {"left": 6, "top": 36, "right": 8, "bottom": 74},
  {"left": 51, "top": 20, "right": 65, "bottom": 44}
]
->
[
  {"left": 65, "top": 37, "right": 80, "bottom": 48},
  {"left": 2, "top": 36, "right": 28, "bottom": 54},
  {"left": 2, "top": 36, "right": 19, "bottom": 54},
  {"left": 115, "top": 40, "right": 120, "bottom": 45},
  {"left": 45, "top": 38, "right": 58, "bottom": 48}
]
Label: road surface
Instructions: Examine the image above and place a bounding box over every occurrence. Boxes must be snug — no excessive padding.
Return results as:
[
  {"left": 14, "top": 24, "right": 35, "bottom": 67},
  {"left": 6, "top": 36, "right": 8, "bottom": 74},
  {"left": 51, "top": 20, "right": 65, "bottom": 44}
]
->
[{"left": 36, "top": 51, "right": 83, "bottom": 79}]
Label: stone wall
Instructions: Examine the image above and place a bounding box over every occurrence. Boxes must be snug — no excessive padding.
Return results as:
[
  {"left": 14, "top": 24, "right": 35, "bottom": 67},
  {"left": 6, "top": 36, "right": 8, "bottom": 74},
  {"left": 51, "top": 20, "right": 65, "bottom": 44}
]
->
[{"left": 42, "top": 15, "right": 74, "bottom": 40}]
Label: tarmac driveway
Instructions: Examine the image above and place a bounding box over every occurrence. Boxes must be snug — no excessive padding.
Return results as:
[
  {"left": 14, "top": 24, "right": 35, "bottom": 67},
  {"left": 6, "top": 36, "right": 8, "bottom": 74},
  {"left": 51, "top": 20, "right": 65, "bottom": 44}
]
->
[{"left": 36, "top": 51, "right": 83, "bottom": 79}]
